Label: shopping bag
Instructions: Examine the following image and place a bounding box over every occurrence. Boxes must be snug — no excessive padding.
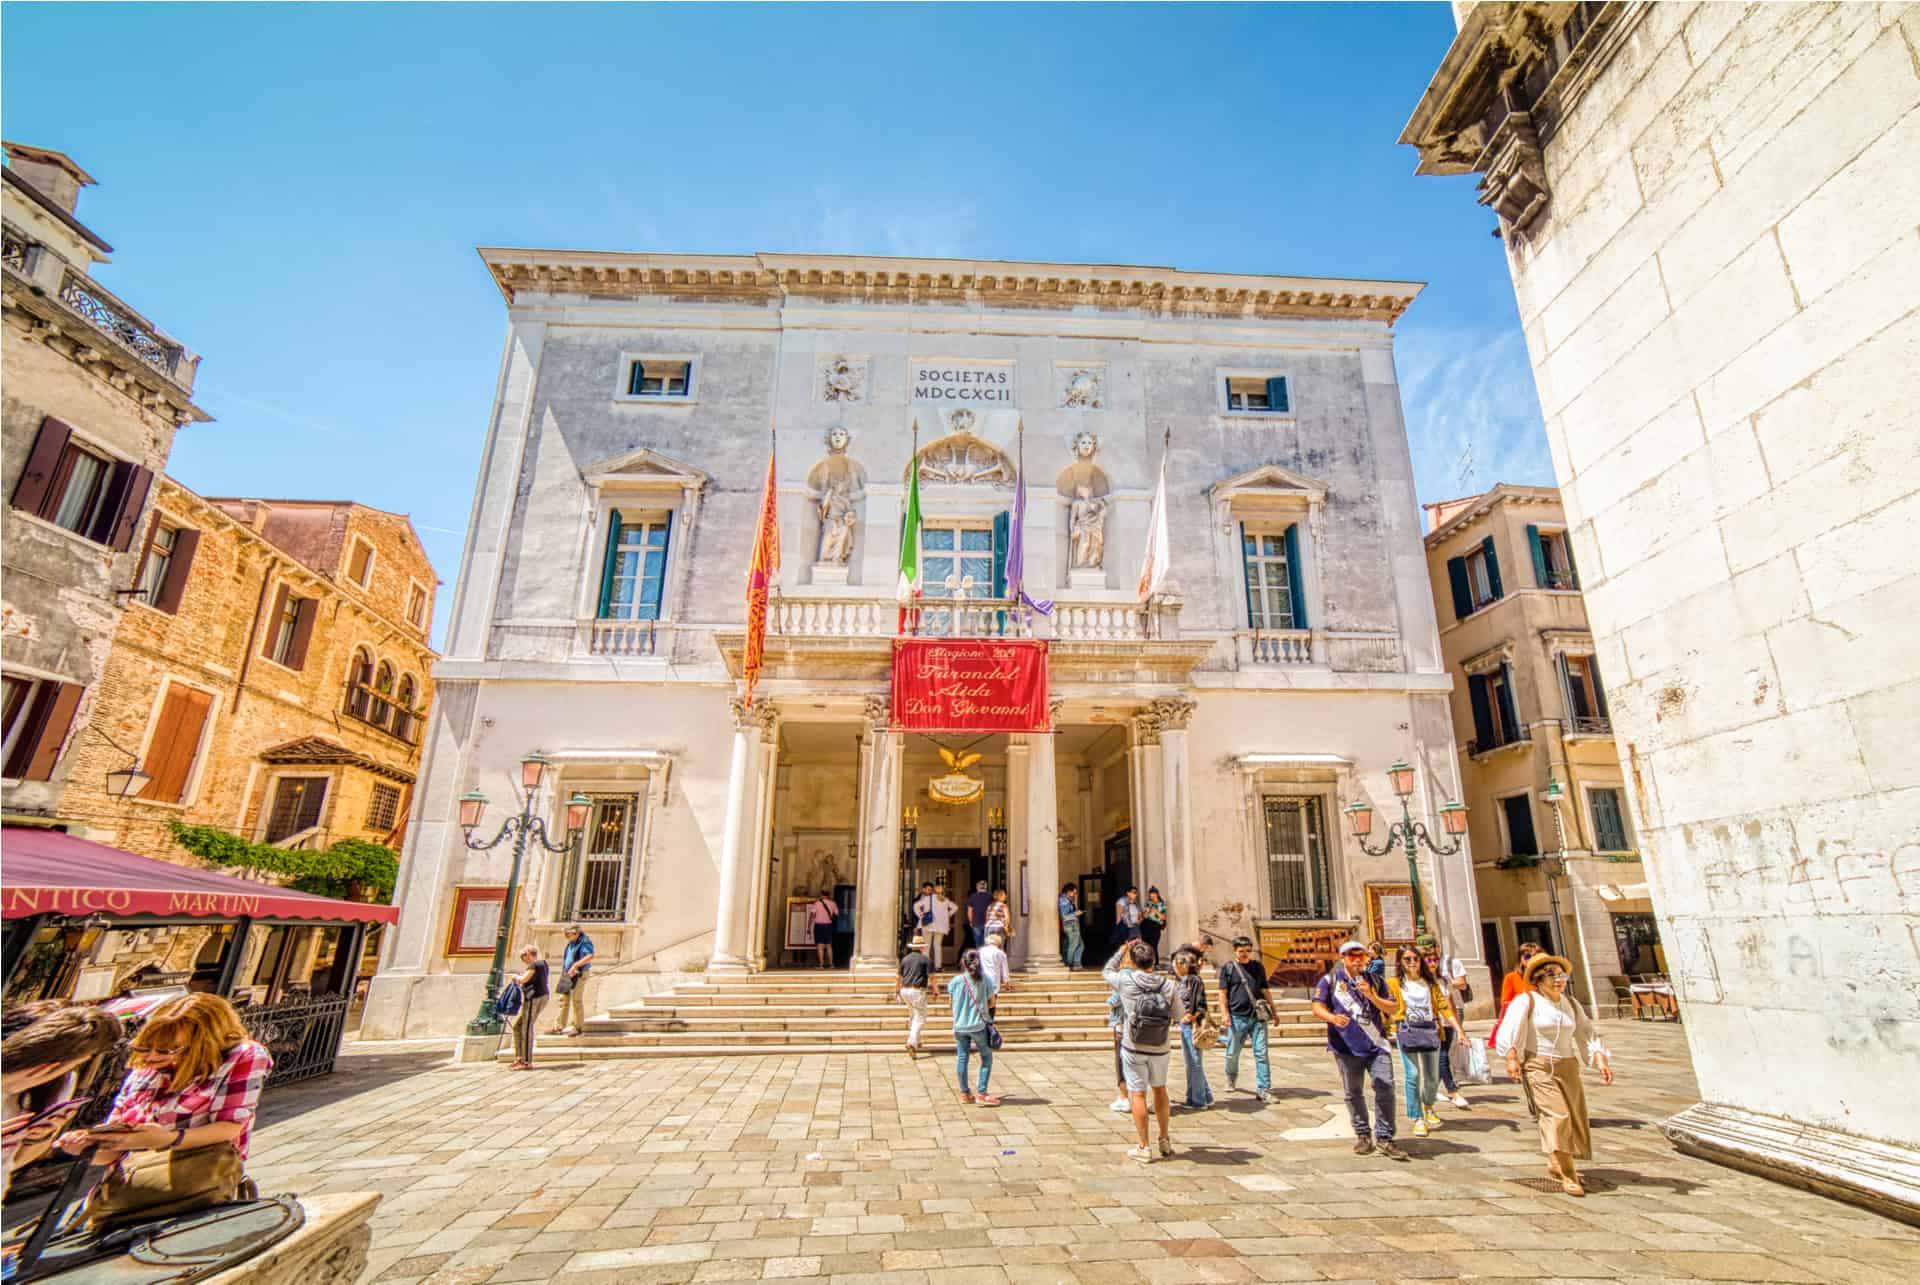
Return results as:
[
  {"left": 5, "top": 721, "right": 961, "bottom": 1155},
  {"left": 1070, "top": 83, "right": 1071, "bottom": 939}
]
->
[{"left": 1455, "top": 1036, "right": 1492, "bottom": 1086}]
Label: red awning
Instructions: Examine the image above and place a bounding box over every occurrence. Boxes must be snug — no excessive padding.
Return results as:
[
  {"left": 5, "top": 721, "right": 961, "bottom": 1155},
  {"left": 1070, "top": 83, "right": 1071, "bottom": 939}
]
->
[{"left": 0, "top": 827, "right": 399, "bottom": 925}]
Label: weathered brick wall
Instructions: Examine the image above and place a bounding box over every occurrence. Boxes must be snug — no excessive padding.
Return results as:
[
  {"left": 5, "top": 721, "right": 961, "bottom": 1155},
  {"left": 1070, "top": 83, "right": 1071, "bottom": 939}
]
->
[{"left": 59, "top": 479, "right": 438, "bottom": 869}]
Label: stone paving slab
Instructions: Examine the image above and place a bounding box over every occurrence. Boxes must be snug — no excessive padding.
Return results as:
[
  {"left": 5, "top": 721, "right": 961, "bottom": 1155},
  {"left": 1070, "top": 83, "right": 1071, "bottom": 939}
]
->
[{"left": 244, "top": 1024, "right": 1918, "bottom": 1283}]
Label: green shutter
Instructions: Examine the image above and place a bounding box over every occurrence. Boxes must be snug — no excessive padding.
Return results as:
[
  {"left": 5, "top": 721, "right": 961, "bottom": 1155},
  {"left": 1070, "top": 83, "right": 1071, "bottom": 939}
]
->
[
  {"left": 1590, "top": 656, "right": 1610, "bottom": 719},
  {"left": 1239, "top": 523, "right": 1258, "bottom": 627},
  {"left": 1266, "top": 377, "right": 1289, "bottom": 414},
  {"left": 1447, "top": 556, "right": 1473, "bottom": 620},
  {"left": 991, "top": 510, "right": 1010, "bottom": 636},
  {"left": 1496, "top": 663, "right": 1520, "bottom": 739},
  {"left": 1467, "top": 673, "right": 1493, "bottom": 748},
  {"left": 1566, "top": 534, "right": 1582, "bottom": 589},
  {"left": 1283, "top": 523, "right": 1306, "bottom": 629},
  {"left": 596, "top": 509, "right": 624, "bottom": 618},
  {"left": 1481, "top": 535, "right": 1503, "bottom": 600},
  {"left": 642, "top": 514, "right": 672, "bottom": 619},
  {"left": 1527, "top": 524, "right": 1549, "bottom": 586}
]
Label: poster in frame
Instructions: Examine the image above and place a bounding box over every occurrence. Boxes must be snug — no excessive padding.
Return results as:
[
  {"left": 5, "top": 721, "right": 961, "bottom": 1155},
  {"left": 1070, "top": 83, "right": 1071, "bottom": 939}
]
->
[{"left": 446, "top": 886, "right": 516, "bottom": 958}]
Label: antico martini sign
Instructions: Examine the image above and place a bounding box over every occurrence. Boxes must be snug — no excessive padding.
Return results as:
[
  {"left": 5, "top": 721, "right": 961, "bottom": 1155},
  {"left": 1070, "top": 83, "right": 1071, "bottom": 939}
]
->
[{"left": 910, "top": 361, "right": 1016, "bottom": 405}]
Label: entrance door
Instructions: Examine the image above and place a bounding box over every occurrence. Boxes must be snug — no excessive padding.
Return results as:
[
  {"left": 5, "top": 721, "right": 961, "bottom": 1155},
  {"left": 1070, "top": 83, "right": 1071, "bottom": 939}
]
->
[
  {"left": 1263, "top": 797, "right": 1331, "bottom": 919},
  {"left": 913, "top": 849, "right": 975, "bottom": 960}
]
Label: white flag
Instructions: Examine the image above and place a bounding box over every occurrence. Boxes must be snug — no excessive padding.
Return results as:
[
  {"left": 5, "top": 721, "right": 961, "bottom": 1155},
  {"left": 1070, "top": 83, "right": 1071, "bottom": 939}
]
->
[{"left": 1137, "top": 447, "right": 1170, "bottom": 600}]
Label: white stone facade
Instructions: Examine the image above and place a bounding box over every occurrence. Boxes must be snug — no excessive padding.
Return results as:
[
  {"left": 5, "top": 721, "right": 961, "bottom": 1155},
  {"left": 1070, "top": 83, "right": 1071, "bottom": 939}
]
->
[
  {"left": 1404, "top": 1, "right": 1920, "bottom": 1217},
  {"left": 363, "top": 253, "right": 1483, "bottom": 1037}
]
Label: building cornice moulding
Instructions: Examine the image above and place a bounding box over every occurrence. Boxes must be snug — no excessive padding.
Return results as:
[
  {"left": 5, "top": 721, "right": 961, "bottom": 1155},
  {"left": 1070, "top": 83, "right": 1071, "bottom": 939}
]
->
[
  {"left": 481, "top": 248, "right": 1423, "bottom": 326},
  {"left": 1422, "top": 482, "right": 1563, "bottom": 547}
]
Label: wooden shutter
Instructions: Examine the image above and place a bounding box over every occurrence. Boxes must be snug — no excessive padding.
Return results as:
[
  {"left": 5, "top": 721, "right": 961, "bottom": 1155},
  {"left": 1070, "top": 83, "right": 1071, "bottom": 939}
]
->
[
  {"left": 1496, "top": 663, "right": 1520, "bottom": 738},
  {"left": 153, "top": 528, "right": 199, "bottom": 613},
  {"left": 1565, "top": 534, "right": 1582, "bottom": 590},
  {"left": 1590, "top": 656, "right": 1610, "bottom": 719},
  {"left": 1265, "top": 377, "right": 1289, "bottom": 414},
  {"left": 1447, "top": 556, "right": 1472, "bottom": 621},
  {"left": 1467, "top": 673, "right": 1493, "bottom": 749},
  {"left": 262, "top": 585, "right": 290, "bottom": 659},
  {"left": 595, "top": 509, "right": 623, "bottom": 618},
  {"left": 97, "top": 463, "right": 154, "bottom": 551},
  {"left": 1240, "top": 523, "right": 1259, "bottom": 627},
  {"left": 139, "top": 685, "right": 213, "bottom": 803},
  {"left": 644, "top": 515, "right": 673, "bottom": 619},
  {"left": 1527, "top": 524, "right": 1549, "bottom": 586},
  {"left": 9, "top": 682, "right": 84, "bottom": 781},
  {"left": 285, "top": 597, "right": 317, "bottom": 671},
  {"left": 1481, "top": 535, "right": 1503, "bottom": 600},
  {"left": 1556, "top": 654, "right": 1579, "bottom": 721},
  {"left": 11, "top": 417, "right": 73, "bottom": 517},
  {"left": 1504, "top": 795, "right": 1539, "bottom": 856},
  {"left": 1283, "top": 524, "right": 1306, "bottom": 629},
  {"left": 1592, "top": 789, "right": 1627, "bottom": 851}
]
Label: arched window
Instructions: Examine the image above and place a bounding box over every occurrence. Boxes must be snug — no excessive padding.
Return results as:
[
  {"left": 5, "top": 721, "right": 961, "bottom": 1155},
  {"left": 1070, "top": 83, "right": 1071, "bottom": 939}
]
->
[
  {"left": 344, "top": 648, "right": 374, "bottom": 720},
  {"left": 369, "top": 661, "right": 394, "bottom": 731},
  {"left": 393, "top": 674, "right": 418, "bottom": 744}
]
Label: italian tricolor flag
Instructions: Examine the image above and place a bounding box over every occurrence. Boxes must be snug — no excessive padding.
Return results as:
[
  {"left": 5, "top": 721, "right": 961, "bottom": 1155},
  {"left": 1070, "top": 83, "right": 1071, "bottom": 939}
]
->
[{"left": 896, "top": 450, "right": 922, "bottom": 632}]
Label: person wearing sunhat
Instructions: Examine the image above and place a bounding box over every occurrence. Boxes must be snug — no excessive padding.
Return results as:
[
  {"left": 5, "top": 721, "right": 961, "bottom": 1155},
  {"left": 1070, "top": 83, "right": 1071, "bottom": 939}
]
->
[
  {"left": 1493, "top": 951, "right": 1613, "bottom": 1195},
  {"left": 1310, "top": 940, "right": 1408, "bottom": 1160}
]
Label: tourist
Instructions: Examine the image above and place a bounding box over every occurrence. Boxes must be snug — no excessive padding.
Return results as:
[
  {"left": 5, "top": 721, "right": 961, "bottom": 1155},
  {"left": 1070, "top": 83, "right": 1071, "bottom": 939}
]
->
[
  {"left": 986, "top": 888, "right": 1014, "bottom": 946},
  {"left": 1494, "top": 952, "right": 1612, "bottom": 1195},
  {"left": 912, "top": 882, "right": 958, "bottom": 970},
  {"left": 1386, "top": 947, "right": 1464, "bottom": 1137},
  {"left": 1364, "top": 940, "right": 1389, "bottom": 993},
  {"left": 809, "top": 888, "right": 840, "bottom": 969},
  {"left": 1430, "top": 940, "right": 1472, "bottom": 1108},
  {"left": 1106, "top": 975, "right": 1130, "bottom": 1114},
  {"left": 508, "top": 944, "right": 549, "bottom": 1069},
  {"left": 1059, "top": 884, "right": 1085, "bottom": 969},
  {"left": 548, "top": 924, "right": 595, "bottom": 1037},
  {"left": 979, "top": 931, "right": 1011, "bottom": 999},
  {"left": 1106, "top": 940, "right": 1182, "bottom": 1162},
  {"left": 1115, "top": 886, "right": 1142, "bottom": 942},
  {"left": 965, "top": 880, "right": 992, "bottom": 951},
  {"left": 1311, "top": 941, "right": 1408, "bottom": 1160},
  {"left": 949, "top": 949, "right": 1000, "bottom": 1106},
  {"left": 1141, "top": 887, "right": 1168, "bottom": 957},
  {"left": 898, "top": 934, "right": 931, "bottom": 1057},
  {"left": 1172, "top": 949, "right": 1214, "bottom": 1110},
  {"left": 4, "top": 1006, "right": 125, "bottom": 1182},
  {"left": 1490, "top": 941, "right": 1542, "bottom": 1055},
  {"left": 1218, "top": 935, "right": 1273, "bottom": 1103},
  {"left": 56, "top": 994, "right": 273, "bottom": 1228}
]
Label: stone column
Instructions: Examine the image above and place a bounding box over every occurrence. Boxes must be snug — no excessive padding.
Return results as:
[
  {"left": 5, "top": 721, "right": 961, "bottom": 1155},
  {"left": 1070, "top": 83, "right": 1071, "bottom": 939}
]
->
[
  {"left": 852, "top": 697, "right": 904, "bottom": 974},
  {"left": 1127, "top": 710, "right": 1165, "bottom": 894},
  {"left": 1153, "top": 697, "right": 1197, "bottom": 948},
  {"left": 710, "top": 698, "right": 774, "bottom": 975},
  {"left": 745, "top": 745, "right": 783, "bottom": 971},
  {"left": 1022, "top": 708, "right": 1063, "bottom": 970},
  {"left": 1005, "top": 737, "right": 1030, "bottom": 970}
]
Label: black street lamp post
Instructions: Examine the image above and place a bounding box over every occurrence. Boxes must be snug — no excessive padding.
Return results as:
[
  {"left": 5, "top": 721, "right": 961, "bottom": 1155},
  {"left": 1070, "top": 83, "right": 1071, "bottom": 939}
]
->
[
  {"left": 458, "top": 750, "right": 591, "bottom": 1036},
  {"left": 1343, "top": 759, "right": 1470, "bottom": 937}
]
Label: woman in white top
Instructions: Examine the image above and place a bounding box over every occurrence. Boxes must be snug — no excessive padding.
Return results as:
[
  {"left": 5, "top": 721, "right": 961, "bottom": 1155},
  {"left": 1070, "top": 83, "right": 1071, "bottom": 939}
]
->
[{"left": 1493, "top": 953, "right": 1613, "bottom": 1195}]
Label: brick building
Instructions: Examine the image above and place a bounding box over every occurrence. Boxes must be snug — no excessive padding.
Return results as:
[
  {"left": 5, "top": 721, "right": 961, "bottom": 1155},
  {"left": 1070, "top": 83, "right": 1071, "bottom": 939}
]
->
[
  {"left": 3, "top": 143, "right": 207, "bottom": 824},
  {"left": 55, "top": 478, "right": 440, "bottom": 866}
]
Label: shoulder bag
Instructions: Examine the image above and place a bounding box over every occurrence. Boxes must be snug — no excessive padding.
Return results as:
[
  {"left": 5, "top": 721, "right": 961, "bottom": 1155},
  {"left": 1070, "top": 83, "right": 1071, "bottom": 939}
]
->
[
  {"left": 1190, "top": 981, "right": 1222, "bottom": 1049},
  {"left": 1397, "top": 982, "right": 1442, "bottom": 1051},
  {"left": 1232, "top": 961, "right": 1276, "bottom": 1025},
  {"left": 971, "top": 976, "right": 1004, "bottom": 1050}
]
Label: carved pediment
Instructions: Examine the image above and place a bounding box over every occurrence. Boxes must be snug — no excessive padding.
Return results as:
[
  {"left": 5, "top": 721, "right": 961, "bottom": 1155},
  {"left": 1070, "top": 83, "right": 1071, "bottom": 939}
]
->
[
  {"left": 584, "top": 446, "right": 710, "bottom": 491},
  {"left": 1209, "top": 464, "right": 1329, "bottom": 513},
  {"left": 909, "top": 433, "right": 1016, "bottom": 488}
]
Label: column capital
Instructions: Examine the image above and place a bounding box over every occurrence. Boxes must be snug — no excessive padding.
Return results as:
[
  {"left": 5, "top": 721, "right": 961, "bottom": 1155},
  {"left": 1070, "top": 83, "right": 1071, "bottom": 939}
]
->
[
  {"left": 1150, "top": 696, "right": 1196, "bottom": 731},
  {"left": 729, "top": 697, "right": 778, "bottom": 733},
  {"left": 863, "top": 694, "right": 891, "bottom": 729},
  {"left": 1047, "top": 695, "right": 1067, "bottom": 724},
  {"left": 1130, "top": 710, "right": 1163, "bottom": 747}
]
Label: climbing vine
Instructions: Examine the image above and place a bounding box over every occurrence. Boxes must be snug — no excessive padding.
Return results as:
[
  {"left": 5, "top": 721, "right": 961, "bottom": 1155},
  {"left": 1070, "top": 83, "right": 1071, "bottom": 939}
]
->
[{"left": 167, "top": 823, "right": 398, "bottom": 903}]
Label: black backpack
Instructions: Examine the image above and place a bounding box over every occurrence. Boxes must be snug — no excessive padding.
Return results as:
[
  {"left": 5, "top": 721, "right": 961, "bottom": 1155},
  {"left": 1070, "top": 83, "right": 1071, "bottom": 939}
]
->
[{"left": 1124, "top": 975, "right": 1174, "bottom": 1048}]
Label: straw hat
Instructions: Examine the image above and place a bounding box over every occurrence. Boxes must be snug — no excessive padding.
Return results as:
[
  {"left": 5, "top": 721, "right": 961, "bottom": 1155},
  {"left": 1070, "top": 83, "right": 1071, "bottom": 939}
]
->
[{"left": 1523, "top": 953, "right": 1574, "bottom": 984}]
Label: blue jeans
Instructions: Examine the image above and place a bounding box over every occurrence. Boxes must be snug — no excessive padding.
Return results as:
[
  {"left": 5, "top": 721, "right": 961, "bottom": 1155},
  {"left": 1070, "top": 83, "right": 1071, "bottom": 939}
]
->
[
  {"left": 1400, "top": 1045, "right": 1441, "bottom": 1116},
  {"left": 955, "top": 1029, "right": 992, "bottom": 1094},
  {"left": 1438, "top": 1023, "right": 1460, "bottom": 1093},
  {"left": 1180, "top": 1024, "right": 1214, "bottom": 1107},
  {"left": 1335, "top": 1047, "right": 1397, "bottom": 1140},
  {"left": 1224, "top": 1014, "right": 1270, "bottom": 1091},
  {"left": 1062, "top": 921, "right": 1085, "bottom": 968}
]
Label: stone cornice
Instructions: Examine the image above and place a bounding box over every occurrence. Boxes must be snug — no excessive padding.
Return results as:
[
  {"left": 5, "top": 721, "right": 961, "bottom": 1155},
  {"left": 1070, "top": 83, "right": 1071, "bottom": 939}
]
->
[
  {"left": 477, "top": 248, "right": 1424, "bottom": 326},
  {"left": 1422, "top": 483, "right": 1563, "bottom": 548}
]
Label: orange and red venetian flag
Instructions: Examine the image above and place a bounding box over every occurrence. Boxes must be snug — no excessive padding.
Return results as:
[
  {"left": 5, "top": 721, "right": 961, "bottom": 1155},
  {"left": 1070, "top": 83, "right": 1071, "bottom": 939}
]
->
[{"left": 742, "top": 444, "right": 780, "bottom": 708}]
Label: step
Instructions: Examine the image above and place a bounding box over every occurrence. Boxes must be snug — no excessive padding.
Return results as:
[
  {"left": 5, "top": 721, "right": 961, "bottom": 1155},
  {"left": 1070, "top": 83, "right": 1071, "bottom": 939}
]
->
[{"left": 503, "top": 1035, "right": 1329, "bottom": 1061}]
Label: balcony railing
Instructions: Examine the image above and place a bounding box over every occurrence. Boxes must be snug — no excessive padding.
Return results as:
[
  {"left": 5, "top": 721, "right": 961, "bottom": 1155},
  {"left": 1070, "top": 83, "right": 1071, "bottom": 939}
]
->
[
  {"left": 769, "top": 595, "right": 1154, "bottom": 642},
  {"left": 1, "top": 231, "right": 28, "bottom": 272},
  {"left": 588, "top": 618, "right": 659, "bottom": 656},
  {"left": 1569, "top": 715, "right": 1611, "bottom": 735},
  {"left": 1241, "top": 629, "right": 1313, "bottom": 665},
  {"left": 57, "top": 268, "right": 184, "bottom": 376},
  {"left": 1470, "top": 727, "right": 1533, "bottom": 756}
]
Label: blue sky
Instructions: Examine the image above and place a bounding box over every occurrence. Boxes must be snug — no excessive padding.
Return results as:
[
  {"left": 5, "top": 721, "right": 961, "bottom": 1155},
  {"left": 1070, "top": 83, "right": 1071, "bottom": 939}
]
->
[{"left": 3, "top": 2, "right": 1550, "bottom": 646}]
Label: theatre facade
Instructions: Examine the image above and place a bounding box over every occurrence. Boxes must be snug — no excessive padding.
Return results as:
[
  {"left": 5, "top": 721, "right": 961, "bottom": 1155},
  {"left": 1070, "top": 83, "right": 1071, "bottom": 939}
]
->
[{"left": 363, "top": 251, "right": 1486, "bottom": 1037}]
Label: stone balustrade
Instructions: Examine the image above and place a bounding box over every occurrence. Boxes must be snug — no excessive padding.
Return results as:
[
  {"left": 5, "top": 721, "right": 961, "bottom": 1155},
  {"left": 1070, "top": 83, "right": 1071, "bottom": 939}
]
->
[
  {"left": 769, "top": 595, "right": 1157, "bottom": 642},
  {"left": 1240, "top": 629, "right": 1314, "bottom": 665},
  {"left": 586, "top": 618, "right": 659, "bottom": 656}
]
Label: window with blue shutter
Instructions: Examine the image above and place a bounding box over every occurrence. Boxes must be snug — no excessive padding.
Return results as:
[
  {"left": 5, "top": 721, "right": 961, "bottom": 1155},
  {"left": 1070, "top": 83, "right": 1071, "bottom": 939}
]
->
[
  {"left": 1447, "top": 556, "right": 1473, "bottom": 621},
  {"left": 625, "top": 359, "right": 693, "bottom": 398},
  {"left": 1241, "top": 527, "right": 1297, "bottom": 629},
  {"left": 1224, "top": 375, "right": 1290, "bottom": 413},
  {"left": 598, "top": 513, "right": 672, "bottom": 620},
  {"left": 1590, "top": 787, "right": 1630, "bottom": 852}
]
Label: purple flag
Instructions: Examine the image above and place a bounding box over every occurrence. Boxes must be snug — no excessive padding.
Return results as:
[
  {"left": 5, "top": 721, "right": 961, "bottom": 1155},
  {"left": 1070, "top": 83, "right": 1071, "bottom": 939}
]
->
[{"left": 1007, "top": 430, "right": 1052, "bottom": 617}]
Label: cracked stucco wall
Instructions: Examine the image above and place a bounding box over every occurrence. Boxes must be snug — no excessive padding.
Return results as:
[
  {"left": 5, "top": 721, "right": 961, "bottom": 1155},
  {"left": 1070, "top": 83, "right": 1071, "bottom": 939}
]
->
[{"left": 1504, "top": 2, "right": 1920, "bottom": 1146}]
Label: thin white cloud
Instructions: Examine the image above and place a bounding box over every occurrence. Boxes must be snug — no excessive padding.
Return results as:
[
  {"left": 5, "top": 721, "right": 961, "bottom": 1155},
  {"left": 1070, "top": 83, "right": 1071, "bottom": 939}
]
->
[
  {"left": 1396, "top": 324, "right": 1554, "bottom": 506},
  {"left": 796, "top": 191, "right": 977, "bottom": 260}
]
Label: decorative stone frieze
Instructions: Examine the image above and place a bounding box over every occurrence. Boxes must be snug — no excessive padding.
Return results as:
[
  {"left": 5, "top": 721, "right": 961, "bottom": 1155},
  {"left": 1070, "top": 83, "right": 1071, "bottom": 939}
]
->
[
  {"left": 819, "top": 354, "right": 866, "bottom": 403},
  {"left": 1058, "top": 366, "right": 1104, "bottom": 409}
]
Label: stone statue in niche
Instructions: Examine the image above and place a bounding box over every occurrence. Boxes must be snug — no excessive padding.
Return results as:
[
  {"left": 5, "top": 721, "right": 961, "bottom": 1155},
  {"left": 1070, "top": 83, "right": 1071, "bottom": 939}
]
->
[
  {"left": 807, "top": 847, "right": 846, "bottom": 894},
  {"left": 1069, "top": 485, "right": 1109, "bottom": 569},
  {"left": 1061, "top": 368, "right": 1104, "bottom": 409},
  {"left": 820, "top": 355, "right": 865, "bottom": 403},
  {"left": 816, "top": 474, "right": 856, "bottom": 564}
]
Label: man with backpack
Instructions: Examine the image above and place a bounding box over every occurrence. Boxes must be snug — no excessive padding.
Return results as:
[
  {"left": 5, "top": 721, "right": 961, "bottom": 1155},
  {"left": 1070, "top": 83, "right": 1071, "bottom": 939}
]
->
[{"left": 1104, "top": 940, "right": 1184, "bottom": 1163}]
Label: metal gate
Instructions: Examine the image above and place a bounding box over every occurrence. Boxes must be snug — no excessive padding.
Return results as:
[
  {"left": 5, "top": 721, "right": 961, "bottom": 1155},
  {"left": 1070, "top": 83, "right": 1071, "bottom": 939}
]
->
[{"left": 1264, "top": 796, "right": 1332, "bottom": 919}]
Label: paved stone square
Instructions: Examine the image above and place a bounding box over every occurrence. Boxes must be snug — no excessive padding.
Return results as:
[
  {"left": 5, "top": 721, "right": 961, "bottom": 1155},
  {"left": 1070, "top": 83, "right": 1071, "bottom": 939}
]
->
[{"left": 249, "top": 1022, "right": 1920, "bottom": 1284}]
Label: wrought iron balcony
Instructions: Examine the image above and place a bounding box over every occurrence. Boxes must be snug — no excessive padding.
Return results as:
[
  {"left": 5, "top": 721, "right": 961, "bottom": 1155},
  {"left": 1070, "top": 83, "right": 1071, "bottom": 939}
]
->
[
  {"left": 1470, "top": 727, "right": 1533, "bottom": 756},
  {"left": 1, "top": 230, "right": 28, "bottom": 272},
  {"left": 57, "top": 268, "right": 184, "bottom": 376},
  {"left": 1569, "top": 715, "right": 1611, "bottom": 736}
]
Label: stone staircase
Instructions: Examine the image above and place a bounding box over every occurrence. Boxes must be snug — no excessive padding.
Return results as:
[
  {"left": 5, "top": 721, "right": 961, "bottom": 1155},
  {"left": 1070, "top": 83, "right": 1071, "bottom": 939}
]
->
[{"left": 513, "top": 966, "right": 1328, "bottom": 1061}]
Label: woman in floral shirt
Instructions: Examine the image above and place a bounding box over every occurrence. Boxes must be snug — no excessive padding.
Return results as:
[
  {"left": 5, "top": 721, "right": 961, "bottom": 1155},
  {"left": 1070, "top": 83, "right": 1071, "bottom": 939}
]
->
[{"left": 59, "top": 993, "right": 272, "bottom": 1228}]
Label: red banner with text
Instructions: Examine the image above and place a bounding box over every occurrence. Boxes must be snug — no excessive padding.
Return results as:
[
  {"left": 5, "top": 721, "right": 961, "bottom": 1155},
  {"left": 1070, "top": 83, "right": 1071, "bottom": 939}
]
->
[{"left": 891, "top": 639, "right": 1050, "bottom": 733}]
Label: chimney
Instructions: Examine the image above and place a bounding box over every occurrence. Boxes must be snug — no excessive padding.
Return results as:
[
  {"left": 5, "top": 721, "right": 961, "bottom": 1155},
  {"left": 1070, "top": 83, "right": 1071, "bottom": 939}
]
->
[{"left": 3, "top": 142, "right": 96, "bottom": 214}]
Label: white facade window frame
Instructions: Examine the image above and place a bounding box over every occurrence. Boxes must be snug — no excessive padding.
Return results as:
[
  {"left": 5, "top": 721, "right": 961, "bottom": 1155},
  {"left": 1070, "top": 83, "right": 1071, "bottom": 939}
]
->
[
  {"left": 1208, "top": 465, "right": 1327, "bottom": 638},
  {"left": 1582, "top": 781, "right": 1634, "bottom": 855},
  {"left": 613, "top": 352, "right": 700, "bottom": 404},
  {"left": 1215, "top": 366, "right": 1297, "bottom": 420},
  {"left": 583, "top": 503, "right": 679, "bottom": 623},
  {"left": 1254, "top": 782, "right": 1341, "bottom": 921},
  {"left": 577, "top": 448, "right": 709, "bottom": 628},
  {"left": 1492, "top": 787, "right": 1538, "bottom": 859},
  {"left": 1533, "top": 523, "right": 1578, "bottom": 591},
  {"left": 540, "top": 755, "right": 672, "bottom": 927},
  {"left": 133, "top": 675, "right": 224, "bottom": 809}
]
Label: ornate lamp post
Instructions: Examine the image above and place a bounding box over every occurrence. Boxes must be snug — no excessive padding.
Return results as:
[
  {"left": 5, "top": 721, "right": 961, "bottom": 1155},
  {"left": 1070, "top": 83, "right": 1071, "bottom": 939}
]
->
[
  {"left": 1540, "top": 775, "right": 1570, "bottom": 956},
  {"left": 1342, "top": 759, "right": 1469, "bottom": 936},
  {"left": 458, "top": 750, "right": 591, "bottom": 1036}
]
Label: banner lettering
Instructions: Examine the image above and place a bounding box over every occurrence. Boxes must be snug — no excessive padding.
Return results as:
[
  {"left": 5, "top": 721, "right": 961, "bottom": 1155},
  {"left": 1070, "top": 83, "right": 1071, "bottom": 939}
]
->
[{"left": 891, "top": 639, "right": 1049, "bottom": 732}]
